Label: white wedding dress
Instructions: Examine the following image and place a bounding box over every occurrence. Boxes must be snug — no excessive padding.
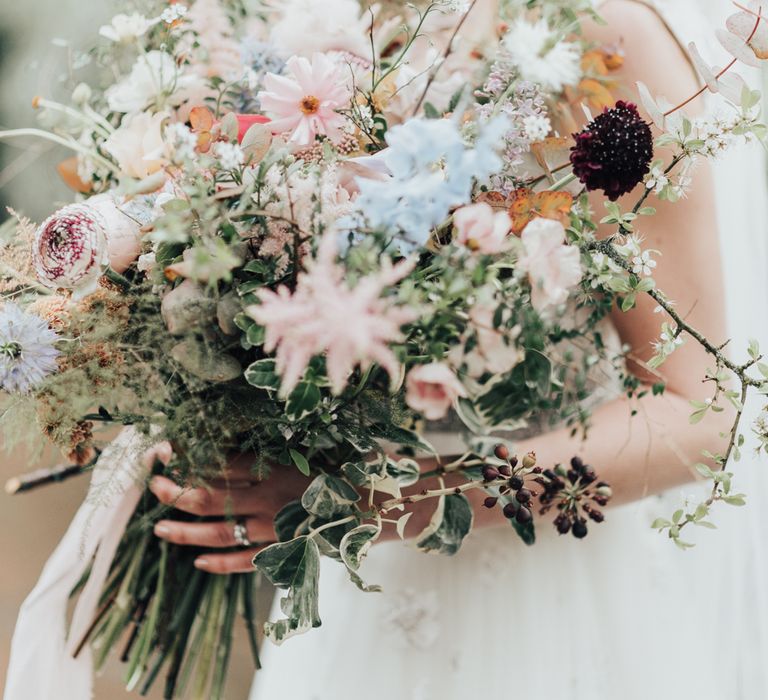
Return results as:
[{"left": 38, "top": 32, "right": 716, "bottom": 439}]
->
[{"left": 251, "top": 2, "right": 768, "bottom": 698}]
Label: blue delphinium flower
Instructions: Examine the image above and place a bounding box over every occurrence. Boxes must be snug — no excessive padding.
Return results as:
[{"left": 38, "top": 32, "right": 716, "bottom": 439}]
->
[
  {"left": 353, "top": 116, "right": 509, "bottom": 252},
  {"left": 0, "top": 304, "right": 60, "bottom": 394}
]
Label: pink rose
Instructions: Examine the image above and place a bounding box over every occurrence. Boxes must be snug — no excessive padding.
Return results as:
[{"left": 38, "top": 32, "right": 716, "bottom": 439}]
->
[
  {"left": 453, "top": 203, "right": 512, "bottom": 254},
  {"left": 518, "top": 218, "right": 582, "bottom": 314},
  {"left": 33, "top": 194, "right": 143, "bottom": 294},
  {"left": 405, "top": 363, "right": 467, "bottom": 420}
]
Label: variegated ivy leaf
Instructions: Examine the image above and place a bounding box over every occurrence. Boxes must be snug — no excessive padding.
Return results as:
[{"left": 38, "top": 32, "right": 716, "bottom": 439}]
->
[
  {"left": 340, "top": 457, "right": 420, "bottom": 500},
  {"left": 340, "top": 524, "right": 379, "bottom": 571},
  {"left": 415, "top": 493, "right": 474, "bottom": 556},
  {"left": 301, "top": 474, "right": 360, "bottom": 520},
  {"left": 244, "top": 358, "right": 281, "bottom": 390},
  {"left": 339, "top": 524, "right": 383, "bottom": 593},
  {"left": 254, "top": 536, "right": 321, "bottom": 644}
]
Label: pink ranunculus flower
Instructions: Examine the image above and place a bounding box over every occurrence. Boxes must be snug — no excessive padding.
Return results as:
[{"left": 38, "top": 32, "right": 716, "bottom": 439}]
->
[
  {"left": 33, "top": 194, "right": 143, "bottom": 294},
  {"left": 257, "top": 53, "right": 352, "bottom": 147},
  {"left": 247, "top": 233, "right": 416, "bottom": 396},
  {"left": 453, "top": 203, "right": 513, "bottom": 254},
  {"left": 518, "top": 218, "right": 582, "bottom": 314},
  {"left": 405, "top": 363, "right": 467, "bottom": 421}
]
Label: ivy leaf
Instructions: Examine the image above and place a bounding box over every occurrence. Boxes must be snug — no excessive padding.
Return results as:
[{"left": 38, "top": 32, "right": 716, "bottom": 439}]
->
[
  {"left": 301, "top": 474, "right": 360, "bottom": 519},
  {"left": 285, "top": 382, "right": 321, "bottom": 420},
  {"left": 415, "top": 493, "right": 473, "bottom": 556},
  {"left": 273, "top": 500, "right": 311, "bottom": 541},
  {"left": 244, "top": 358, "right": 281, "bottom": 390},
  {"left": 339, "top": 524, "right": 382, "bottom": 592},
  {"left": 254, "top": 536, "right": 322, "bottom": 644}
]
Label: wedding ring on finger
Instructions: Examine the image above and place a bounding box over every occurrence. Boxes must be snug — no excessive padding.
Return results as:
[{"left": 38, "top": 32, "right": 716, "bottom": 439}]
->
[{"left": 233, "top": 519, "right": 252, "bottom": 547}]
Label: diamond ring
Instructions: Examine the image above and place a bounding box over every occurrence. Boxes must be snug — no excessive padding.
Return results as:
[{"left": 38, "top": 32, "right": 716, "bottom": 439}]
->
[{"left": 233, "top": 519, "right": 251, "bottom": 547}]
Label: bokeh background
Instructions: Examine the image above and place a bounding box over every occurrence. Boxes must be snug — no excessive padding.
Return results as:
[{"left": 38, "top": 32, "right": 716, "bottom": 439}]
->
[{"left": 0, "top": 3, "right": 257, "bottom": 698}]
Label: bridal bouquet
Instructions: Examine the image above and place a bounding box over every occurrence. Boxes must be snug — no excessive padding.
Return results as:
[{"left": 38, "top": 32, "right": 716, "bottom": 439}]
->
[{"left": 3, "top": 0, "right": 768, "bottom": 696}]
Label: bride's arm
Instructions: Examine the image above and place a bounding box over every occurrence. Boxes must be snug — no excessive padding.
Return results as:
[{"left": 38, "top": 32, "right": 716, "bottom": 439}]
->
[{"left": 151, "top": 1, "right": 734, "bottom": 571}]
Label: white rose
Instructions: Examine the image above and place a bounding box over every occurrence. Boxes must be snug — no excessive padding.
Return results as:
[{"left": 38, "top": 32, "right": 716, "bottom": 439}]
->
[
  {"left": 103, "top": 112, "right": 168, "bottom": 180},
  {"left": 99, "top": 13, "right": 156, "bottom": 43},
  {"left": 105, "top": 51, "right": 201, "bottom": 113}
]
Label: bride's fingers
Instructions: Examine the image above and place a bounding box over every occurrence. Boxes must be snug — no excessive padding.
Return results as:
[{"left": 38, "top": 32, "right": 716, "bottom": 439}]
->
[
  {"left": 149, "top": 476, "right": 262, "bottom": 516},
  {"left": 153, "top": 517, "right": 274, "bottom": 548},
  {"left": 193, "top": 547, "right": 269, "bottom": 575}
]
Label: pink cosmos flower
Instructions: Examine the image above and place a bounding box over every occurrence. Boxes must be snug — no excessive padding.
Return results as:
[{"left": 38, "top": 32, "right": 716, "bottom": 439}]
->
[
  {"left": 257, "top": 53, "right": 352, "bottom": 147},
  {"left": 453, "top": 203, "right": 512, "bottom": 254},
  {"left": 405, "top": 363, "right": 467, "bottom": 421},
  {"left": 247, "top": 234, "right": 416, "bottom": 396},
  {"left": 518, "top": 218, "right": 582, "bottom": 314}
]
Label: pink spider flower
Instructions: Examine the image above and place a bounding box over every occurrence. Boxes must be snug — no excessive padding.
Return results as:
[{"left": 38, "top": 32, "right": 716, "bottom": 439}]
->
[
  {"left": 257, "top": 53, "right": 352, "bottom": 147},
  {"left": 248, "top": 234, "right": 416, "bottom": 396}
]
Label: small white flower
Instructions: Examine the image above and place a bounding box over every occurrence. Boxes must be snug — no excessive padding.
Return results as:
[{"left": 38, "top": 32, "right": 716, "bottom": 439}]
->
[
  {"left": 160, "top": 4, "right": 188, "bottom": 24},
  {"left": 165, "top": 122, "right": 198, "bottom": 163},
  {"left": 213, "top": 142, "right": 245, "bottom": 171},
  {"left": 503, "top": 20, "right": 581, "bottom": 93},
  {"left": 522, "top": 113, "right": 551, "bottom": 142},
  {"left": 632, "top": 251, "right": 657, "bottom": 277},
  {"left": 99, "top": 13, "right": 156, "bottom": 43},
  {"left": 645, "top": 164, "right": 669, "bottom": 194}
]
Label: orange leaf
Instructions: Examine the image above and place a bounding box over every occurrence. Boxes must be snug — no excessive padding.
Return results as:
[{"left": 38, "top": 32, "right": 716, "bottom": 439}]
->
[
  {"left": 508, "top": 189, "right": 574, "bottom": 235},
  {"left": 56, "top": 157, "right": 92, "bottom": 194},
  {"left": 581, "top": 50, "right": 609, "bottom": 76},
  {"left": 190, "top": 106, "right": 215, "bottom": 132},
  {"left": 475, "top": 191, "right": 508, "bottom": 212},
  {"left": 578, "top": 78, "right": 615, "bottom": 112}
]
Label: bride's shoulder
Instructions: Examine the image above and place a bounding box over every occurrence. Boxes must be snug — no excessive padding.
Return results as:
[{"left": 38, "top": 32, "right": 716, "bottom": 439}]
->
[{"left": 583, "top": 0, "right": 700, "bottom": 98}]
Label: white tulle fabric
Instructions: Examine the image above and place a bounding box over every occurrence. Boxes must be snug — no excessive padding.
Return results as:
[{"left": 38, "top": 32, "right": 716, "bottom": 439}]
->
[{"left": 251, "top": 3, "right": 768, "bottom": 699}]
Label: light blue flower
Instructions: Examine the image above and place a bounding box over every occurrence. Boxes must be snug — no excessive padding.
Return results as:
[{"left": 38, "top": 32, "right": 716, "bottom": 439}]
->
[
  {"left": 353, "top": 116, "right": 509, "bottom": 252},
  {"left": 0, "top": 304, "right": 60, "bottom": 394}
]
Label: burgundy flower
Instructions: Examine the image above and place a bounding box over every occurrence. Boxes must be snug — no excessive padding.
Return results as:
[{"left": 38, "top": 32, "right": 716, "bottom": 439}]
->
[{"left": 569, "top": 101, "right": 654, "bottom": 202}]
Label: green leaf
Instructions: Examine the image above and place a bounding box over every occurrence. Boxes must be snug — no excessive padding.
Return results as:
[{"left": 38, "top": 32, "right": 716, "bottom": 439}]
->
[
  {"left": 415, "top": 493, "right": 474, "bottom": 556},
  {"left": 285, "top": 382, "right": 321, "bottom": 419},
  {"left": 722, "top": 495, "right": 747, "bottom": 506},
  {"left": 254, "top": 537, "right": 322, "bottom": 644},
  {"left": 273, "top": 500, "right": 311, "bottom": 541},
  {"left": 289, "top": 449, "right": 311, "bottom": 477},
  {"left": 423, "top": 102, "right": 440, "bottom": 119},
  {"left": 340, "top": 524, "right": 379, "bottom": 572},
  {"left": 651, "top": 518, "right": 671, "bottom": 530},
  {"left": 244, "top": 358, "right": 281, "bottom": 390},
  {"left": 301, "top": 474, "right": 360, "bottom": 519},
  {"left": 749, "top": 338, "right": 760, "bottom": 360}
]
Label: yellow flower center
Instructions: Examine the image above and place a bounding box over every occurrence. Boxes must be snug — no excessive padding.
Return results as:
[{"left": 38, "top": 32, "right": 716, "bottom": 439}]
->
[{"left": 300, "top": 96, "right": 321, "bottom": 115}]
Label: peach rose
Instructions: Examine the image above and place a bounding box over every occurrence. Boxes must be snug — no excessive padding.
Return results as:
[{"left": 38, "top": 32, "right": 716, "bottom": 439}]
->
[
  {"left": 453, "top": 203, "right": 512, "bottom": 254},
  {"left": 405, "top": 362, "right": 467, "bottom": 420},
  {"left": 518, "top": 218, "right": 582, "bottom": 313}
]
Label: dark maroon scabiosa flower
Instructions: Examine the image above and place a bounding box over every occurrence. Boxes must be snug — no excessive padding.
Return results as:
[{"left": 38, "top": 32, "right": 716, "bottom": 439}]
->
[{"left": 570, "top": 101, "right": 654, "bottom": 201}]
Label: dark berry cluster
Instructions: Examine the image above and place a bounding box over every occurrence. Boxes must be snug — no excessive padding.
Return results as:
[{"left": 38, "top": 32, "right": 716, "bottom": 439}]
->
[
  {"left": 482, "top": 446, "right": 543, "bottom": 527},
  {"left": 570, "top": 101, "right": 654, "bottom": 202},
  {"left": 536, "top": 457, "right": 612, "bottom": 539},
  {"left": 482, "top": 448, "right": 612, "bottom": 539}
]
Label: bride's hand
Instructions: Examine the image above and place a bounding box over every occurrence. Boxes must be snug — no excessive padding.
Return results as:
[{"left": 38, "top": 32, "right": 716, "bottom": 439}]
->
[{"left": 149, "top": 454, "right": 312, "bottom": 574}]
